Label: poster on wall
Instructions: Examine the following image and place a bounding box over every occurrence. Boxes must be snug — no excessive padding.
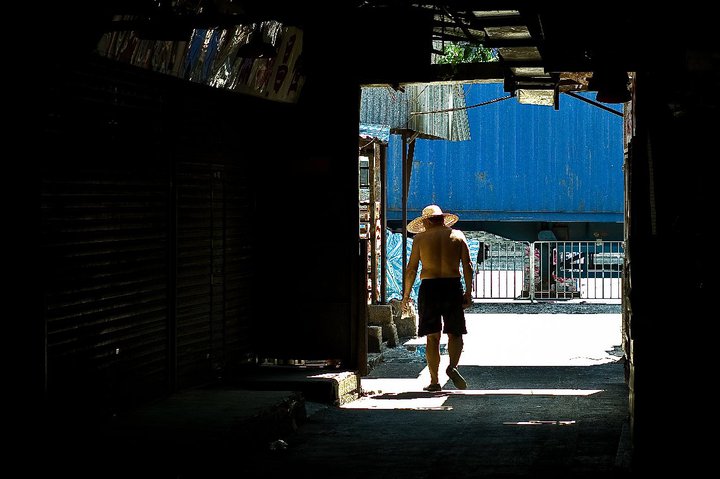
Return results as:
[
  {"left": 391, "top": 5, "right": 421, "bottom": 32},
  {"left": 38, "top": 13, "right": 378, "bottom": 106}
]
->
[{"left": 96, "top": 20, "right": 305, "bottom": 104}]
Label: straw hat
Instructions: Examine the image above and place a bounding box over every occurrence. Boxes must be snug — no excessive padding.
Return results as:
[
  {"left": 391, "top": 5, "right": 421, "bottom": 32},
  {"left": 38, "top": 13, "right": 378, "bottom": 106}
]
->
[{"left": 406, "top": 205, "right": 459, "bottom": 234}]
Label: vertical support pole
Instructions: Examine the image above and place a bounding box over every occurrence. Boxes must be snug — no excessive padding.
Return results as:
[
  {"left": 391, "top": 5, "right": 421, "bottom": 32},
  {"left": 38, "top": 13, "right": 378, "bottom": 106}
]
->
[{"left": 401, "top": 133, "right": 408, "bottom": 290}]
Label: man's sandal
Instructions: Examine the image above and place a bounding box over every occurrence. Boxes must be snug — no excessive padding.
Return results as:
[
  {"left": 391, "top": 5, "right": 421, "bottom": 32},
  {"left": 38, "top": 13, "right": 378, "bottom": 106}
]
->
[
  {"left": 423, "top": 383, "right": 442, "bottom": 392},
  {"left": 446, "top": 367, "right": 468, "bottom": 390}
]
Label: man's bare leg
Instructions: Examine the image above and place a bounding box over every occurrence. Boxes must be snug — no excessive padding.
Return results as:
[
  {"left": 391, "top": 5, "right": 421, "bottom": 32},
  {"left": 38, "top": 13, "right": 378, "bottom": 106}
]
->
[
  {"left": 446, "top": 333, "right": 467, "bottom": 389},
  {"left": 425, "top": 332, "right": 441, "bottom": 386},
  {"left": 447, "top": 333, "right": 463, "bottom": 370}
]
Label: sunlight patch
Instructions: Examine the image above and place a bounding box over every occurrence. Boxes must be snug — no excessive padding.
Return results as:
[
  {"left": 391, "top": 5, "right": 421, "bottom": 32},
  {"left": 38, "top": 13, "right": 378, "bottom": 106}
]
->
[
  {"left": 342, "top": 388, "right": 603, "bottom": 410},
  {"left": 503, "top": 420, "right": 577, "bottom": 426}
]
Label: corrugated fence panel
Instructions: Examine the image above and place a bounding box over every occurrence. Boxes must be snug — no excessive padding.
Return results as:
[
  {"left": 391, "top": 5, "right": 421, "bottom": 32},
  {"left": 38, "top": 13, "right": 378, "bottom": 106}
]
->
[
  {"left": 217, "top": 163, "right": 255, "bottom": 374},
  {"left": 174, "top": 159, "right": 255, "bottom": 387},
  {"left": 170, "top": 87, "right": 259, "bottom": 387},
  {"left": 42, "top": 58, "right": 171, "bottom": 413},
  {"left": 175, "top": 161, "right": 215, "bottom": 388},
  {"left": 360, "top": 84, "right": 471, "bottom": 141},
  {"left": 42, "top": 170, "right": 170, "bottom": 409},
  {"left": 42, "top": 56, "right": 258, "bottom": 412},
  {"left": 407, "top": 84, "right": 471, "bottom": 142}
]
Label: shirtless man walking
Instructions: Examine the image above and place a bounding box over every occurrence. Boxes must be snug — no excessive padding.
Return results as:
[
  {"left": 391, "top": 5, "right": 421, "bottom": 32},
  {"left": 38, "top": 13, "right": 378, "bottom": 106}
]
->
[{"left": 401, "top": 205, "right": 473, "bottom": 392}]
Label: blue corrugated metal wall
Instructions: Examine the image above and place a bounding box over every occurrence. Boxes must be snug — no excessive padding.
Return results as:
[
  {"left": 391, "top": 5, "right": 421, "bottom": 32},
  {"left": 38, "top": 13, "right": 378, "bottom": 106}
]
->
[{"left": 386, "top": 83, "right": 624, "bottom": 223}]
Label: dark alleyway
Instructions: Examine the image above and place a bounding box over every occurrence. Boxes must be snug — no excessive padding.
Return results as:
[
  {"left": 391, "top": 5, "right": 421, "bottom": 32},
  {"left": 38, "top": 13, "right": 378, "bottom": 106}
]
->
[{"left": 44, "top": 306, "right": 630, "bottom": 479}]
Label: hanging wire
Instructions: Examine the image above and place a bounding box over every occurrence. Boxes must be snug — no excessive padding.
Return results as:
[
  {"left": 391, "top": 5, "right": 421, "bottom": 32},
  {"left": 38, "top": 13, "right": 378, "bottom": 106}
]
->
[{"left": 410, "top": 94, "right": 513, "bottom": 116}]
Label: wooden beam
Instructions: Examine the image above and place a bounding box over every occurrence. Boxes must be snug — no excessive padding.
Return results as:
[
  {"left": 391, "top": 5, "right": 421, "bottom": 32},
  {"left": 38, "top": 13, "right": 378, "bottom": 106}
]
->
[{"left": 426, "top": 62, "right": 505, "bottom": 82}]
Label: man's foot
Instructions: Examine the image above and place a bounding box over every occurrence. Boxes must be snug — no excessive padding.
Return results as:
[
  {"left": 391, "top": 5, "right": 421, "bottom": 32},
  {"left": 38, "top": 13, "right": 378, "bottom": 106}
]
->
[
  {"left": 423, "top": 383, "right": 442, "bottom": 392},
  {"left": 446, "top": 366, "right": 467, "bottom": 390}
]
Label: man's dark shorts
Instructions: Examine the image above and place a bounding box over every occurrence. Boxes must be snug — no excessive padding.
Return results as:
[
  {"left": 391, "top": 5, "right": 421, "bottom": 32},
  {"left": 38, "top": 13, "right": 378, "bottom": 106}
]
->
[{"left": 417, "top": 277, "right": 467, "bottom": 337}]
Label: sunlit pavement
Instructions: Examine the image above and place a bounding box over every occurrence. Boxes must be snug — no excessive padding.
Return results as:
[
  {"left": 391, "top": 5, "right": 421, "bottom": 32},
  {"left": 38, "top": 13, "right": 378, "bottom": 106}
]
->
[
  {"left": 255, "top": 310, "right": 631, "bottom": 478},
  {"left": 461, "top": 313, "right": 621, "bottom": 366},
  {"left": 349, "top": 312, "right": 621, "bottom": 410}
]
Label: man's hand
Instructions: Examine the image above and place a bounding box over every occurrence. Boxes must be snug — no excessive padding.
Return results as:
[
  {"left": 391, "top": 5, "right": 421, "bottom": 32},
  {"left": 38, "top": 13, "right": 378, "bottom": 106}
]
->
[{"left": 462, "top": 290, "right": 473, "bottom": 309}]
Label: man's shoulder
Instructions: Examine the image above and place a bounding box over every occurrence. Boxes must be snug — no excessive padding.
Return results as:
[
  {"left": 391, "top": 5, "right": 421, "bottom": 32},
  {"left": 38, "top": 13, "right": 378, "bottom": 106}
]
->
[{"left": 413, "top": 231, "right": 429, "bottom": 243}]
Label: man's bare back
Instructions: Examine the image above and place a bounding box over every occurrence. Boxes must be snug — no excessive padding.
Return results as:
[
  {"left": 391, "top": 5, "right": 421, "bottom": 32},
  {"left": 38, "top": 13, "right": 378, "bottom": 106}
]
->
[
  {"left": 402, "top": 218, "right": 473, "bottom": 310},
  {"left": 408, "top": 225, "right": 470, "bottom": 280}
]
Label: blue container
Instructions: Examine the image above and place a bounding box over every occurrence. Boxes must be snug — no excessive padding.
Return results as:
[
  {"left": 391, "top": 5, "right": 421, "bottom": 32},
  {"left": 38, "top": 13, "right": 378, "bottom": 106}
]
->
[{"left": 386, "top": 83, "right": 624, "bottom": 225}]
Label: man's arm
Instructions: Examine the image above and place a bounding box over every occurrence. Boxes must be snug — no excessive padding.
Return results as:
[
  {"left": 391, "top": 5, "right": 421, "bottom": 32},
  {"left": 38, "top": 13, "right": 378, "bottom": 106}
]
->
[
  {"left": 460, "top": 234, "right": 474, "bottom": 307},
  {"left": 401, "top": 239, "right": 421, "bottom": 310}
]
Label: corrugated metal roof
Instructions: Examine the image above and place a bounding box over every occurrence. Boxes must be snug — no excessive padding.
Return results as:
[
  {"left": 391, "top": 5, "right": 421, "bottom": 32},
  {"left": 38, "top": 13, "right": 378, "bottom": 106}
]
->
[{"left": 360, "top": 84, "right": 471, "bottom": 141}]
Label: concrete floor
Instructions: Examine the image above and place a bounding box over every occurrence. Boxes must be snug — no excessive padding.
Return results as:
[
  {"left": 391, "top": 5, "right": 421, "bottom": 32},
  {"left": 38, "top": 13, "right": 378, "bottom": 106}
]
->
[
  {"left": 41, "top": 312, "right": 631, "bottom": 478},
  {"left": 247, "top": 312, "right": 630, "bottom": 478}
]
